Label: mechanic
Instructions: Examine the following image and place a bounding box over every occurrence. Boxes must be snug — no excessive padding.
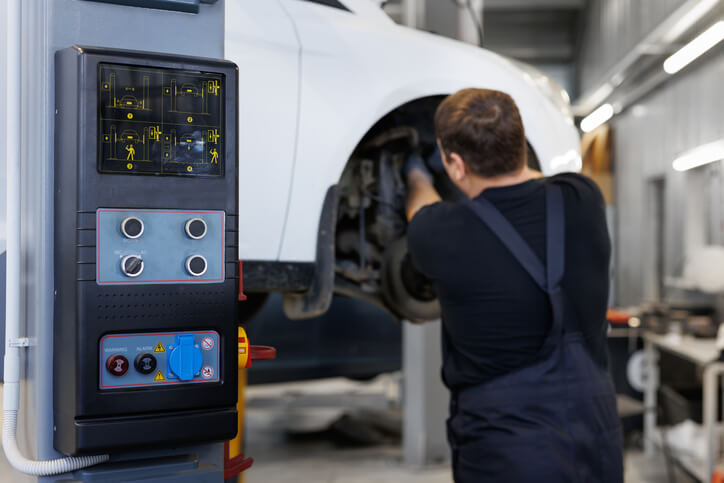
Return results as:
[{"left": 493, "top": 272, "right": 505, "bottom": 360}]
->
[{"left": 403, "top": 88, "right": 623, "bottom": 482}]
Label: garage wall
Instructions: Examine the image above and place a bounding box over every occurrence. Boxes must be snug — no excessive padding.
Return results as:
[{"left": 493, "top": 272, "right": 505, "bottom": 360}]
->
[
  {"left": 612, "top": 65, "right": 724, "bottom": 305},
  {"left": 578, "top": 0, "right": 724, "bottom": 306},
  {"left": 578, "top": 0, "right": 681, "bottom": 93}
]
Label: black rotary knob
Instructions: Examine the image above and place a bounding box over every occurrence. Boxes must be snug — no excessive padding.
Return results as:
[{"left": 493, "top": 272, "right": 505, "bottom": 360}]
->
[
  {"left": 121, "top": 255, "right": 144, "bottom": 278},
  {"left": 121, "top": 217, "right": 144, "bottom": 239},
  {"left": 134, "top": 353, "right": 157, "bottom": 375},
  {"left": 186, "top": 255, "right": 208, "bottom": 277},
  {"left": 185, "top": 218, "right": 207, "bottom": 240}
]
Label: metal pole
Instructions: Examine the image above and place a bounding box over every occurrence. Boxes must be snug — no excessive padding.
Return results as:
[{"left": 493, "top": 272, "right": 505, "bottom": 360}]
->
[
  {"left": 401, "top": 0, "right": 425, "bottom": 30},
  {"left": 402, "top": 320, "right": 449, "bottom": 467},
  {"left": 642, "top": 338, "right": 659, "bottom": 455},
  {"left": 457, "top": 0, "right": 484, "bottom": 46},
  {"left": 703, "top": 363, "right": 724, "bottom": 480}
]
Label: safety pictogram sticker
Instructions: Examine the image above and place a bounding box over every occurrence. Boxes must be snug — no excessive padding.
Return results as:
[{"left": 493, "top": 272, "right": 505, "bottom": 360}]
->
[
  {"left": 153, "top": 342, "right": 165, "bottom": 353},
  {"left": 200, "top": 366, "right": 214, "bottom": 379},
  {"left": 201, "top": 337, "right": 214, "bottom": 351},
  {"left": 153, "top": 370, "right": 165, "bottom": 381}
]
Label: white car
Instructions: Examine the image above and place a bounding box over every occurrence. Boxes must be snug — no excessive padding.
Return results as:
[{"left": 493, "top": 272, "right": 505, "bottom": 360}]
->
[{"left": 227, "top": 0, "right": 580, "bottom": 322}]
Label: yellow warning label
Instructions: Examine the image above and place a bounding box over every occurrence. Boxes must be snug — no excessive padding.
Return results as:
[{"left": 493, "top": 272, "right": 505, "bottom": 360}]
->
[
  {"left": 153, "top": 342, "right": 165, "bottom": 353},
  {"left": 153, "top": 370, "right": 165, "bottom": 382}
]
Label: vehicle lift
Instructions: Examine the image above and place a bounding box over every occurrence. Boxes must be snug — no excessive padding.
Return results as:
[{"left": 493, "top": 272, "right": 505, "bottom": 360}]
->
[{"left": 1, "top": 1, "right": 275, "bottom": 480}]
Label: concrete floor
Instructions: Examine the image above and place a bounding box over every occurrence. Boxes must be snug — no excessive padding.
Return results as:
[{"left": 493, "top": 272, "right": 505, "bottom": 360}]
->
[
  {"left": 0, "top": 379, "right": 696, "bottom": 482},
  {"left": 244, "top": 375, "right": 451, "bottom": 483},
  {"left": 243, "top": 376, "right": 679, "bottom": 483}
]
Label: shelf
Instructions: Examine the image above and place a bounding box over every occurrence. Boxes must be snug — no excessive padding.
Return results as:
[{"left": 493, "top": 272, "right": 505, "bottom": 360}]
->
[{"left": 643, "top": 332, "right": 720, "bottom": 366}]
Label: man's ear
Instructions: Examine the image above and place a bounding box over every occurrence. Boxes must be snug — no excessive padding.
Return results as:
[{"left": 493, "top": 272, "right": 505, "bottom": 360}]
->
[{"left": 448, "top": 152, "right": 468, "bottom": 182}]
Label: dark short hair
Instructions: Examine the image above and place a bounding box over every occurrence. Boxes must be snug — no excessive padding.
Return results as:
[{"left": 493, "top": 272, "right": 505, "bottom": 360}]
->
[{"left": 434, "top": 88, "right": 526, "bottom": 177}]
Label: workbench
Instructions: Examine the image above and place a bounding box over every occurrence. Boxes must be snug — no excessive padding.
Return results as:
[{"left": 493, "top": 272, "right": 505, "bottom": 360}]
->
[{"left": 643, "top": 331, "right": 724, "bottom": 481}]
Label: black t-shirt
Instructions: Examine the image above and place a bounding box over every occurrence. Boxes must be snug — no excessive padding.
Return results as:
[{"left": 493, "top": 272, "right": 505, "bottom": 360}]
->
[{"left": 407, "top": 173, "right": 611, "bottom": 391}]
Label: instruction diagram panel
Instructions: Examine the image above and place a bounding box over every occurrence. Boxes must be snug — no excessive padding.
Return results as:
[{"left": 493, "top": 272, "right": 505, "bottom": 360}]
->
[{"left": 98, "top": 63, "right": 225, "bottom": 177}]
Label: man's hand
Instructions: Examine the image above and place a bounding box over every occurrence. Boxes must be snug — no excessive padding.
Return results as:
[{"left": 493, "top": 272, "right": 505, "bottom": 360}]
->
[
  {"left": 402, "top": 152, "right": 432, "bottom": 182},
  {"left": 404, "top": 152, "right": 442, "bottom": 222}
]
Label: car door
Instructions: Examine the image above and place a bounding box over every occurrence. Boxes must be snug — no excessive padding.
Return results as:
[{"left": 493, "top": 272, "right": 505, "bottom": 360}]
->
[{"left": 225, "top": 0, "right": 300, "bottom": 261}]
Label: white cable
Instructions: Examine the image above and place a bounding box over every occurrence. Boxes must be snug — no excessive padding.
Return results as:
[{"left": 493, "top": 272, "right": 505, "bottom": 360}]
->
[
  {"left": 2, "top": 0, "right": 108, "bottom": 475},
  {"left": 2, "top": 411, "right": 109, "bottom": 475}
]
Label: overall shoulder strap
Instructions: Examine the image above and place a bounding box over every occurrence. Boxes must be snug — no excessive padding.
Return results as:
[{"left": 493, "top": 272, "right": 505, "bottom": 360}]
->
[
  {"left": 465, "top": 183, "right": 565, "bottom": 293},
  {"left": 545, "top": 183, "right": 565, "bottom": 291}
]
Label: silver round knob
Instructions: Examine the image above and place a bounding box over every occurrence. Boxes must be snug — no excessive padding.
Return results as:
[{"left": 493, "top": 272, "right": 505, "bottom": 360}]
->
[
  {"left": 121, "top": 255, "right": 144, "bottom": 278},
  {"left": 121, "top": 217, "right": 144, "bottom": 239},
  {"left": 185, "top": 218, "right": 207, "bottom": 240},
  {"left": 185, "top": 255, "right": 208, "bottom": 277}
]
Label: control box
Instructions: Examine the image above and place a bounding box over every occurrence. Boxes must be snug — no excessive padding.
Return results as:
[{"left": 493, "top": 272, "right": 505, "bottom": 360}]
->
[{"left": 53, "top": 46, "right": 239, "bottom": 455}]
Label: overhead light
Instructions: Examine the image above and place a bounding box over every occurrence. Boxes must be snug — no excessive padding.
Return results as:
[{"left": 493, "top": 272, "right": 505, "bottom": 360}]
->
[
  {"left": 664, "top": 21, "right": 724, "bottom": 74},
  {"left": 672, "top": 140, "right": 724, "bottom": 171},
  {"left": 580, "top": 104, "right": 614, "bottom": 133}
]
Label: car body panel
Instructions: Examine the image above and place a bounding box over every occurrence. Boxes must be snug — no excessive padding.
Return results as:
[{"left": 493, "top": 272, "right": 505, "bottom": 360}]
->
[
  {"left": 226, "top": 0, "right": 580, "bottom": 263},
  {"left": 225, "top": 0, "right": 301, "bottom": 260}
]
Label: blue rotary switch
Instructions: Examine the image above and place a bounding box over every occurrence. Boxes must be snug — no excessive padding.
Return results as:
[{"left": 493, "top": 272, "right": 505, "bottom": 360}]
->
[{"left": 168, "top": 334, "right": 203, "bottom": 381}]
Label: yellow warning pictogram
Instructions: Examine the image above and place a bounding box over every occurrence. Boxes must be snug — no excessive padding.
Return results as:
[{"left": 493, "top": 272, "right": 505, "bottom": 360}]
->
[
  {"left": 153, "top": 342, "right": 165, "bottom": 353},
  {"left": 153, "top": 370, "right": 165, "bottom": 382}
]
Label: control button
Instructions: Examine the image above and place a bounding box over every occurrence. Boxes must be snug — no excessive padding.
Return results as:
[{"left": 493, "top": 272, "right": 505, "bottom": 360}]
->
[
  {"left": 121, "top": 255, "right": 144, "bottom": 278},
  {"left": 168, "top": 334, "right": 203, "bottom": 381},
  {"left": 185, "top": 255, "right": 208, "bottom": 277},
  {"left": 106, "top": 354, "right": 129, "bottom": 376},
  {"left": 185, "top": 218, "right": 207, "bottom": 240},
  {"left": 121, "top": 217, "right": 144, "bottom": 239},
  {"left": 134, "top": 353, "right": 157, "bottom": 375}
]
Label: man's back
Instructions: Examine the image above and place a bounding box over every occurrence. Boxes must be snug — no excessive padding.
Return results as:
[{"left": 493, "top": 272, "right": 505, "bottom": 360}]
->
[{"left": 408, "top": 172, "right": 611, "bottom": 390}]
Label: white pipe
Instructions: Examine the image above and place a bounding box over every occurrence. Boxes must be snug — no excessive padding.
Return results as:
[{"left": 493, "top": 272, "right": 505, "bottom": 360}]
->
[
  {"left": 2, "top": 0, "right": 108, "bottom": 475},
  {"left": 4, "top": 0, "right": 23, "bottom": 419},
  {"left": 3, "top": 411, "right": 109, "bottom": 475}
]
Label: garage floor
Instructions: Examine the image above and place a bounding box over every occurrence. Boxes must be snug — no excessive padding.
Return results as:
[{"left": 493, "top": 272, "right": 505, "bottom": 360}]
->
[
  {"left": 243, "top": 376, "right": 679, "bottom": 483},
  {"left": 0, "top": 380, "right": 692, "bottom": 482}
]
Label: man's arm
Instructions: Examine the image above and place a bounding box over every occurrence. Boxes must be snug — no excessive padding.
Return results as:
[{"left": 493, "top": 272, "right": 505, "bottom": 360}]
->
[{"left": 405, "top": 169, "right": 442, "bottom": 221}]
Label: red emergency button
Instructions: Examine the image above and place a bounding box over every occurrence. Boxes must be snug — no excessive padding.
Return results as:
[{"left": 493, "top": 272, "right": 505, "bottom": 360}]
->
[{"left": 106, "top": 354, "right": 129, "bottom": 376}]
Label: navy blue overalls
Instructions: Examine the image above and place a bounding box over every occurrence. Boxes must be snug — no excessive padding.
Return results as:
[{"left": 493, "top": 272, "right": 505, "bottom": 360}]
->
[{"left": 446, "top": 183, "right": 624, "bottom": 482}]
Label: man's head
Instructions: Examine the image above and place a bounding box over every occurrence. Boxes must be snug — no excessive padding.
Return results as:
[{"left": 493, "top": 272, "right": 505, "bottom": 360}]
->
[{"left": 434, "top": 88, "right": 526, "bottom": 187}]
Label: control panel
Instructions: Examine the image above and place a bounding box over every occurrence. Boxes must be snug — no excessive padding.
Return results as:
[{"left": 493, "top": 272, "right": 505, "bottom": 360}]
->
[
  {"left": 100, "top": 331, "right": 220, "bottom": 389},
  {"left": 96, "top": 209, "right": 225, "bottom": 284},
  {"left": 53, "top": 46, "right": 239, "bottom": 455}
]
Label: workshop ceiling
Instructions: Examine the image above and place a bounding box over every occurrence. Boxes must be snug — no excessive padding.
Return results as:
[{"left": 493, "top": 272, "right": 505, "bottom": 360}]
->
[
  {"left": 383, "top": 0, "right": 588, "bottom": 64},
  {"left": 482, "top": 0, "right": 588, "bottom": 63}
]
